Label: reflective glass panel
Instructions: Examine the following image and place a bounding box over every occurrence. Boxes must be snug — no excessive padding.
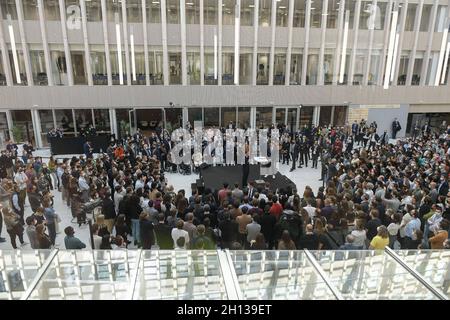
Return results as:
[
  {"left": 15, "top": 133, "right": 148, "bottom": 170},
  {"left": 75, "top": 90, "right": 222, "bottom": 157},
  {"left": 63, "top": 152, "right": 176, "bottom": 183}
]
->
[
  {"left": 230, "top": 251, "right": 336, "bottom": 300},
  {"left": 311, "top": 250, "right": 440, "bottom": 300}
]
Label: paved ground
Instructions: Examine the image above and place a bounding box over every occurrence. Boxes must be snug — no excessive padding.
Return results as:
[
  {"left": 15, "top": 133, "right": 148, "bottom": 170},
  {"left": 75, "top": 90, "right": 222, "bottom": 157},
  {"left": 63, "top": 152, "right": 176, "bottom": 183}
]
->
[{"left": 0, "top": 149, "right": 323, "bottom": 250}]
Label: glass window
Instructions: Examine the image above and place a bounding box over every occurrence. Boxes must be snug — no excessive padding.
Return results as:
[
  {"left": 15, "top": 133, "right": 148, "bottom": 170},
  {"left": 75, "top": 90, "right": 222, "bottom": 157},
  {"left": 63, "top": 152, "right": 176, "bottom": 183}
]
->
[
  {"left": 310, "top": 0, "right": 323, "bottom": 28},
  {"left": 221, "top": 107, "right": 237, "bottom": 127},
  {"left": 327, "top": 0, "right": 339, "bottom": 28},
  {"left": 0, "top": 112, "right": 11, "bottom": 145},
  {"left": 256, "top": 107, "right": 273, "bottom": 128},
  {"left": 241, "top": 0, "right": 254, "bottom": 26},
  {"left": 168, "top": 51, "right": 182, "bottom": 84},
  {"left": 420, "top": 4, "right": 432, "bottom": 32},
  {"left": 55, "top": 109, "right": 75, "bottom": 136},
  {"left": 127, "top": 0, "right": 142, "bottom": 23},
  {"left": 204, "top": 52, "right": 217, "bottom": 85},
  {"left": 290, "top": 53, "right": 302, "bottom": 85},
  {"left": 412, "top": 56, "right": 423, "bottom": 85},
  {"left": 368, "top": 49, "right": 381, "bottom": 85},
  {"left": 256, "top": 52, "right": 269, "bottom": 85},
  {"left": 38, "top": 110, "right": 54, "bottom": 147},
  {"left": 188, "top": 107, "right": 203, "bottom": 128},
  {"left": 293, "top": 0, "right": 305, "bottom": 28},
  {"left": 273, "top": 53, "right": 286, "bottom": 85},
  {"left": 10, "top": 110, "right": 35, "bottom": 144},
  {"left": 51, "top": 51, "right": 69, "bottom": 85},
  {"left": 404, "top": 4, "right": 416, "bottom": 32},
  {"left": 300, "top": 106, "right": 314, "bottom": 127},
  {"left": 71, "top": 52, "right": 87, "bottom": 85},
  {"left": 94, "top": 109, "right": 111, "bottom": 133},
  {"left": 166, "top": 0, "right": 180, "bottom": 24},
  {"left": 204, "top": 0, "right": 218, "bottom": 25},
  {"left": 204, "top": 108, "right": 220, "bottom": 128},
  {"left": 132, "top": 51, "right": 146, "bottom": 85},
  {"left": 319, "top": 106, "right": 332, "bottom": 126},
  {"left": 0, "top": 52, "right": 5, "bottom": 86},
  {"left": 223, "top": 0, "right": 235, "bottom": 25},
  {"left": 91, "top": 51, "right": 107, "bottom": 85},
  {"left": 353, "top": 50, "right": 366, "bottom": 85},
  {"left": 110, "top": 50, "right": 127, "bottom": 85},
  {"left": 306, "top": 52, "right": 318, "bottom": 85},
  {"left": 116, "top": 108, "right": 133, "bottom": 138},
  {"left": 187, "top": 51, "right": 201, "bottom": 85},
  {"left": 30, "top": 50, "right": 48, "bottom": 86},
  {"left": 9, "top": 50, "right": 27, "bottom": 86},
  {"left": 1, "top": 1, "right": 18, "bottom": 19},
  {"left": 44, "top": 0, "right": 60, "bottom": 20},
  {"left": 86, "top": 0, "right": 102, "bottom": 21},
  {"left": 333, "top": 106, "right": 347, "bottom": 126},
  {"left": 359, "top": 1, "right": 372, "bottom": 30},
  {"left": 275, "top": 108, "right": 286, "bottom": 126},
  {"left": 222, "top": 52, "right": 234, "bottom": 85},
  {"left": 23, "top": 0, "right": 39, "bottom": 20},
  {"left": 239, "top": 53, "right": 253, "bottom": 85},
  {"left": 149, "top": 50, "right": 164, "bottom": 84},
  {"left": 74, "top": 109, "right": 93, "bottom": 134},
  {"left": 186, "top": 0, "right": 200, "bottom": 24},
  {"left": 165, "top": 107, "right": 183, "bottom": 133},
  {"left": 434, "top": 5, "right": 448, "bottom": 32},
  {"left": 136, "top": 109, "right": 163, "bottom": 134},
  {"left": 107, "top": 0, "right": 122, "bottom": 22},
  {"left": 397, "top": 52, "right": 409, "bottom": 85},
  {"left": 324, "top": 52, "right": 334, "bottom": 85},
  {"left": 338, "top": 52, "right": 350, "bottom": 85},
  {"left": 259, "top": 0, "right": 271, "bottom": 27},
  {"left": 147, "top": 0, "right": 161, "bottom": 23},
  {"left": 237, "top": 107, "right": 251, "bottom": 129},
  {"left": 276, "top": 0, "right": 289, "bottom": 27}
]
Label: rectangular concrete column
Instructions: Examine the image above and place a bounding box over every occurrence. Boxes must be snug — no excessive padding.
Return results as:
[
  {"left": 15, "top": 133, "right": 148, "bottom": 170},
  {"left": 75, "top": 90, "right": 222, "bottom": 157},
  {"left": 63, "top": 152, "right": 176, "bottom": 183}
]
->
[
  {"left": 80, "top": 0, "right": 93, "bottom": 86},
  {"left": 180, "top": 0, "right": 187, "bottom": 85},
  {"left": 15, "top": 0, "right": 33, "bottom": 85},
  {"left": 268, "top": 0, "right": 277, "bottom": 86},
  {"left": 0, "top": 5, "right": 13, "bottom": 86},
  {"left": 333, "top": 0, "right": 345, "bottom": 85},
  {"left": 142, "top": 0, "right": 150, "bottom": 86},
  {"left": 218, "top": 0, "right": 223, "bottom": 86},
  {"left": 59, "top": 0, "right": 74, "bottom": 86},
  {"left": 121, "top": 0, "right": 131, "bottom": 86},
  {"left": 301, "top": 0, "right": 311, "bottom": 85},
  {"left": 101, "top": 0, "right": 112, "bottom": 86},
  {"left": 161, "top": 0, "right": 169, "bottom": 85},
  {"left": 200, "top": 0, "right": 205, "bottom": 85},
  {"left": 406, "top": 0, "right": 423, "bottom": 85},
  {"left": 285, "top": 0, "right": 294, "bottom": 86},
  {"left": 37, "top": 0, "right": 53, "bottom": 86},
  {"left": 318, "top": 0, "right": 328, "bottom": 85},
  {"left": 252, "top": 0, "right": 259, "bottom": 86}
]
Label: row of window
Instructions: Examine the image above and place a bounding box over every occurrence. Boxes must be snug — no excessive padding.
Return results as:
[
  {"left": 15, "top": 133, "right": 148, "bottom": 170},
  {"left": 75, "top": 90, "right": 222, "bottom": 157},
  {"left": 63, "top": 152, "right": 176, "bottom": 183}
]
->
[
  {"left": 0, "top": 48, "right": 447, "bottom": 86},
  {"left": 1, "top": 0, "right": 447, "bottom": 32},
  {"left": 0, "top": 105, "right": 347, "bottom": 147}
]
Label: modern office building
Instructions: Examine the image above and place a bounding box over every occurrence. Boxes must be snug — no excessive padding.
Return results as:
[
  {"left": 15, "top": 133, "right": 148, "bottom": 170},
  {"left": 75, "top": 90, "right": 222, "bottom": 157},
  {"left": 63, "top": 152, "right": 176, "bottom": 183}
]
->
[{"left": 0, "top": 0, "right": 449, "bottom": 148}]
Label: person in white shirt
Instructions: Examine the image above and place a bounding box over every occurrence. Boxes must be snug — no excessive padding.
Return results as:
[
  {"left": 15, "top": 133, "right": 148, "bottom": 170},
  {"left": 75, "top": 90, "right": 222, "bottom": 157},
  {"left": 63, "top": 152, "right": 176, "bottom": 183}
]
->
[
  {"left": 351, "top": 219, "right": 367, "bottom": 249},
  {"left": 171, "top": 220, "right": 189, "bottom": 249},
  {"left": 92, "top": 224, "right": 102, "bottom": 249},
  {"left": 387, "top": 211, "right": 402, "bottom": 248},
  {"left": 78, "top": 171, "right": 90, "bottom": 202},
  {"left": 303, "top": 201, "right": 316, "bottom": 220},
  {"left": 427, "top": 204, "right": 444, "bottom": 235},
  {"left": 135, "top": 174, "right": 146, "bottom": 191},
  {"left": 14, "top": 167, "right": 28, "bottom": 214}
]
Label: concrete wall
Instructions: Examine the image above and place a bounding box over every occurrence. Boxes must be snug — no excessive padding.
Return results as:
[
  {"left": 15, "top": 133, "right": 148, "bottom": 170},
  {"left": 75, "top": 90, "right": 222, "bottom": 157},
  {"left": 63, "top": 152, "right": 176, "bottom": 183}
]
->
[{"left": 365, "top": 105, "right": 410, "bottom": 138}]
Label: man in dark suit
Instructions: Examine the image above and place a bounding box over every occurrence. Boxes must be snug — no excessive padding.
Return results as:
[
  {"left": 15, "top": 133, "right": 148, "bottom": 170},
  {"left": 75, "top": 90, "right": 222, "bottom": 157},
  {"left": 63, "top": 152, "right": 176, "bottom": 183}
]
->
[
  {"left": 83, "top": 140, "right": 93, "bottom": 159},
  {"left": 392, "top": 118, "right": 401, "bottom": 139},
  {"left": 290, "top": 139, "right": 300, "bottom": 172},
  {"left": 154, "top": 214, "right": 174, "bottom": 249},
  {"left": 351, "top": 120, "right": 359, "bottom": 138},
  {"left": 438, "top": 176, "right": 449, "bottom": 197}
]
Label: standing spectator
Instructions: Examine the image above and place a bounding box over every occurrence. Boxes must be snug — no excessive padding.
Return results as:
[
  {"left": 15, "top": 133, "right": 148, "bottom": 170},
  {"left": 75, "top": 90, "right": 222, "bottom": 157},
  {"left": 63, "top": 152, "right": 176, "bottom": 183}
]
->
[
  {"left": 36, "top": 224, "right": 52, "bottom": 249},
  {"left": 2, "top": 207, "right": 26, "bottom": 248},
  {"left": 25, "top": 216, "right": 38, "bottom": 249},
  {"left": 139, "top": 212, "right": 155, "bottom": 249},
  {"left": 42, "top": 199, "right": 57, "bottom": 245},
  {"left": 369, "top": 226, "right": 389, "bottom": 250},
  {"left": 171, "top": 220, "right": 189, "bottom": 249},
  {"left": 64, "top": 226, "right": 86, "bottom": 249}
]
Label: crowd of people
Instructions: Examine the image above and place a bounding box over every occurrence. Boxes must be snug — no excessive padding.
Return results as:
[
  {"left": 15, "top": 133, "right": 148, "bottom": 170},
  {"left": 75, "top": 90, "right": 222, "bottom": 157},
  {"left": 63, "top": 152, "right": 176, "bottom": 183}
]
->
[{"left": 0, "top": 117, "right": 449, "bottom": 252}]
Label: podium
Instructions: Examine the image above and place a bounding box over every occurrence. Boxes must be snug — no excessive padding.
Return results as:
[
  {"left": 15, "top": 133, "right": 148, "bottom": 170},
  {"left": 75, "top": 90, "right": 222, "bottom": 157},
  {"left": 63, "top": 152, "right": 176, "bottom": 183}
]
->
[{"left": 253, "top": 156, "right": 272, "bottom": 177}]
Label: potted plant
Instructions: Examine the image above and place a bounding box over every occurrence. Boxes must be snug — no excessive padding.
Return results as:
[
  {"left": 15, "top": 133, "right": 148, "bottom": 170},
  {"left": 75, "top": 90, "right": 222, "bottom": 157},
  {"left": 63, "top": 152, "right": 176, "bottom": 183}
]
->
[{"left": 11, "top": 126, "right": 24, "bottom": 143}]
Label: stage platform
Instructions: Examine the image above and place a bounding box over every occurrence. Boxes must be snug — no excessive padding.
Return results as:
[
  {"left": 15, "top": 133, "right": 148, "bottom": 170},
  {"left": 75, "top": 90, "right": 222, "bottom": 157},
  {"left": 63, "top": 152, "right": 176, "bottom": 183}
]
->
[{"left": 197, "top": 164, "right": 296, "bottom": 193}]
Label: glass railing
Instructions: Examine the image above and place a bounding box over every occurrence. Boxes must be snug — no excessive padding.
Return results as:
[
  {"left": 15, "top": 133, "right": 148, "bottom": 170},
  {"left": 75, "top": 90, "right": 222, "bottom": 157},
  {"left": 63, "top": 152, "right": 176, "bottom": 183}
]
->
[{"left": 0, "top": 249, "right": 448, "bottom": 300}]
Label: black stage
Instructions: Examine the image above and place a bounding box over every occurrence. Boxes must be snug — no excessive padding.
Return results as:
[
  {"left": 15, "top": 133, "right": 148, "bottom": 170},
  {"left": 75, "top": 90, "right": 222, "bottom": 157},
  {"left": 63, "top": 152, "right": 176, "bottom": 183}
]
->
[{"left": 198, "top": 164, "right": 296, "bottom": 193}]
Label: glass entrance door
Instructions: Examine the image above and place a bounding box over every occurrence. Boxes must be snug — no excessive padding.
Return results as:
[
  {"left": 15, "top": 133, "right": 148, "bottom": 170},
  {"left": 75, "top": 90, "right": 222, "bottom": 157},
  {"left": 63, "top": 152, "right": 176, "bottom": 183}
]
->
[{"left": 274, "top": 107, "right": 300, "bottom": 132}]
